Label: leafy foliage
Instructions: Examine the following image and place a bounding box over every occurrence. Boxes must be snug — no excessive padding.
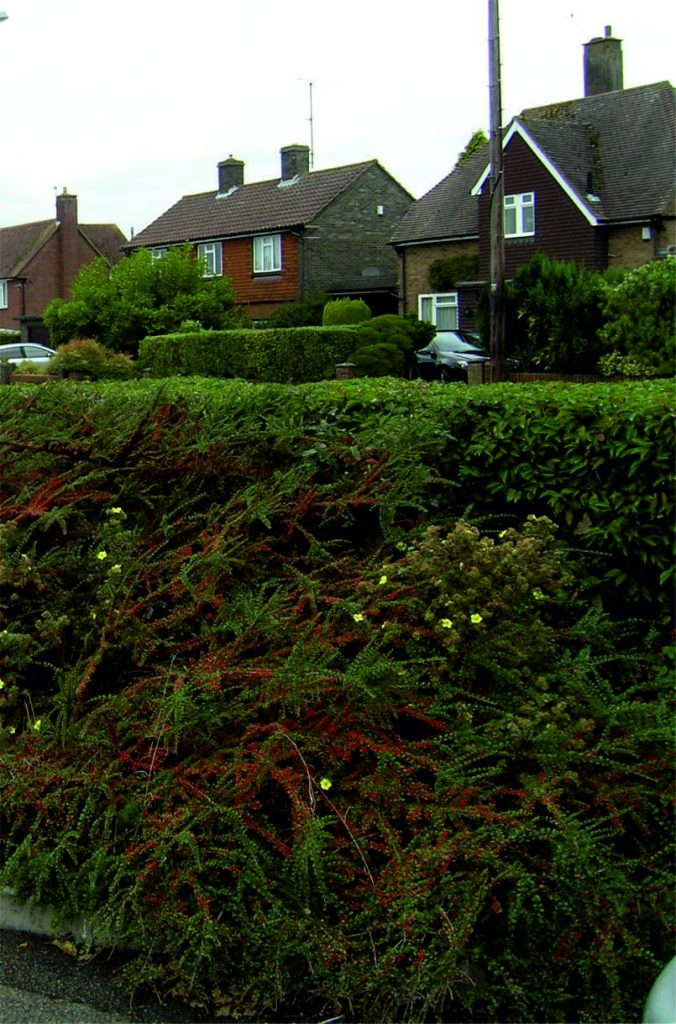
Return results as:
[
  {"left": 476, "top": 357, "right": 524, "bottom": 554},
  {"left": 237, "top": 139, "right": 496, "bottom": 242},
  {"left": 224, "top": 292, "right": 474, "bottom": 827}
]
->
[
  {"left": 264, "top": 292, "right": 329, "bottom": 328},
  {"left": 46, "top": 339, "right": 137, "bottom": 380},
  {"left": 350, "top": 314, "right": 422, "bottom": 377},
  {"left": 598, "top": 259, "right": 676, "bottom": 376},
  {"left": 428, "top": 253, "right": 480, "bottom": 292},
  {"left": 0, "top": 377, "right": 673, "bottom": 1022},
  {"left": 456, "top": 129, "right": 488, "bottom": 165},
  {"left": 505, "top": 253, "right": 609, "bottom": 372},
  {"left": 43, "top": 246, "right": 243, "bottom": 356}
]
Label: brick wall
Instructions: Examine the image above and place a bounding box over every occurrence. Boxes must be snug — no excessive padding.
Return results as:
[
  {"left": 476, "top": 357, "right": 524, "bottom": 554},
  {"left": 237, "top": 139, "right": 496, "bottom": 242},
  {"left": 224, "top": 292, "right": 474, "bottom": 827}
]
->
[
  {"left": 397, "top": 240, "right": 479, "bottom": 317},
  {"left": 222, "top": 234, "right": 299, "bottom": 315},
  {"left": 301, "top": 164, "right": 412, "bottom": 296},
  {"left": 607, "top": 223, "right": 665, "bottom": 269}
]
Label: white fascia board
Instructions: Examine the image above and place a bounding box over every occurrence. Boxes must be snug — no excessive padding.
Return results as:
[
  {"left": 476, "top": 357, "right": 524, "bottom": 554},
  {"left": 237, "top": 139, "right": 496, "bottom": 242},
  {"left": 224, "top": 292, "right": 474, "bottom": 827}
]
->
[{"left": 470, "top": 121, "right": 599, "bottom": 226}]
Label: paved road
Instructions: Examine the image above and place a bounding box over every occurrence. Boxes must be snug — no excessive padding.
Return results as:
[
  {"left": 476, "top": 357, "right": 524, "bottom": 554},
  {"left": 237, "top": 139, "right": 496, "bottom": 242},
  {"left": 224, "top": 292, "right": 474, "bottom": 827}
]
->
[{"left": 0, "top": 928, "right": 210, "bottom": 1024}]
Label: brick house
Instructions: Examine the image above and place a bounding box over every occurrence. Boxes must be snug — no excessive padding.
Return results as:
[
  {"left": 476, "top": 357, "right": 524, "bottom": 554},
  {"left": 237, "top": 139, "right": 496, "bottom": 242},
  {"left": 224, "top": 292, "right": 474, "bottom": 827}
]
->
[
  {"left": 0, "top": 191, "right": 127, "bottom": 341},
  {"left": 124, "top": 145, "right": 413, "bottom": 319},
  {"left": 391, "top": 29, "right": 675, "bottom": 332}
]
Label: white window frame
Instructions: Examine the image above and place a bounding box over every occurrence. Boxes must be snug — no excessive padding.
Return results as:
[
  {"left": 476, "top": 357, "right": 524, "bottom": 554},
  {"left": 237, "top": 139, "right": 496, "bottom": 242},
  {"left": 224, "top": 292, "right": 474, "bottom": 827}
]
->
[
  {"left": 149, "top": 247, "right": 168, "bottom": 261},
  {"left": 418, "top": 292, "right": 459, "bottom": 330},
  {"left": 197, "top": 241, "right": 223, "bottom": 277},
  {"left": 504, "top": 193, "right": 535, "bottom": 237},
  {"left": 253, "top": 234, "right": 282, "bottom": 274},
  {"left": 0, "top": 280, "right": 8, "bottom": 309}
]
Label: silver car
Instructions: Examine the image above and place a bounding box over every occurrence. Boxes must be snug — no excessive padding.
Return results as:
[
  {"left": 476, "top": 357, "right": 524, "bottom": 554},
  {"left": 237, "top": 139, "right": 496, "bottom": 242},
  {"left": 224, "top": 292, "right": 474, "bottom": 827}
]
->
[{"left": 0, "top": 342, "right": 56, "bottom": 367}]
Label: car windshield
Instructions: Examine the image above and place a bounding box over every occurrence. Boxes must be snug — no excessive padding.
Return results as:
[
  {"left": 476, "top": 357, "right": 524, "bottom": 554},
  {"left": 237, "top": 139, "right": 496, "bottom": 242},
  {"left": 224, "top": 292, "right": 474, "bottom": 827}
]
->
[{"left": 434, "top": 333, "right": 485, "bottom": 354}]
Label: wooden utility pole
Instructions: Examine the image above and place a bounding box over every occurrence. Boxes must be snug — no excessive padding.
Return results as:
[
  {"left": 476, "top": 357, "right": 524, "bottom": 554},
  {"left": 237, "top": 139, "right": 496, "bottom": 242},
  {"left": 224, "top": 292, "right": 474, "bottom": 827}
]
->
[{"left": 488, "top": 0, "right": 506, "bottom": 380}]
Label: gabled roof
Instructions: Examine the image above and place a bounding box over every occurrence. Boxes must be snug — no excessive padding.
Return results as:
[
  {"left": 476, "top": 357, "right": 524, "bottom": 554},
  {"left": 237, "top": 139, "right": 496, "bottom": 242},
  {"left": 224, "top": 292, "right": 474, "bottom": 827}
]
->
[
  {"left": 0, "top": 219, "right": 126, "bottom": 277},
  {"left": 391, "top": 80, "right": 675, "bottom": 246},
  {"left": 125, "top": 160, "right": 386, "bottom": 249},
  {"left": 390, "top": 145, "right": 487, "bottom": 246}
]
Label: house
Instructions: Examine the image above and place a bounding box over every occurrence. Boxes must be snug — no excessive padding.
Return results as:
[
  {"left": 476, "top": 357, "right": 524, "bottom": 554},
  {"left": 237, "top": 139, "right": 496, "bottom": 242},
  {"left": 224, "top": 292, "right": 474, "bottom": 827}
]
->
[
  {"left": 390, "top": 28, "right": 676, "bottom": 331},
  {"left": 0, "top": 191, "right": 127, "bottom": 342},
  {"left": 123, "top": 145, "right": 413, "bottom": 319}
]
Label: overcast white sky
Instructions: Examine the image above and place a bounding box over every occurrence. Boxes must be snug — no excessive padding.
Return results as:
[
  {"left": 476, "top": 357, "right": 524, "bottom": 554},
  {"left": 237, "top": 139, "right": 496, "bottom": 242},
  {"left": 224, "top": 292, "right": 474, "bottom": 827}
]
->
[{"left": 0, "top": 0, "right": 674, "bottom": 239}]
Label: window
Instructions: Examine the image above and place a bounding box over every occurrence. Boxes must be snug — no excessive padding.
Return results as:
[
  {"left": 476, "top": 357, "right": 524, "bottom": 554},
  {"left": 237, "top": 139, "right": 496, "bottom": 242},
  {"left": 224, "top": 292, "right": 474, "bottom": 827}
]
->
[
  {"left": 197, "top": 242, "right": 223, "bottom": 277},
  {"left": 504, "top": 193, "right": 535, "bottom": 237},
  {"left": 418, "top": 293, "right": 458, "bottom": 330},
  {"left": 253, "top": 234, "right": 282, "bottom": 274},
  {"left": 0, "top": 280, "right": 7, "bottom": 309},
  {"left": 149, "top": 248, "right": 168, "bottom": 260}
]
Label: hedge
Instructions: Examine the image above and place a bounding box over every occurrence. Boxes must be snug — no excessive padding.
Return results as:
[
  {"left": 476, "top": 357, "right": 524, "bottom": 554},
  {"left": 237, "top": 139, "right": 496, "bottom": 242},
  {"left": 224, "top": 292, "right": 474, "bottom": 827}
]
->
[
  {"left": 0, "top": 377, "right": 673, "bottom": 1022},
  {"left": 138, "top": 325, "right": 359, "bottom": 382}
]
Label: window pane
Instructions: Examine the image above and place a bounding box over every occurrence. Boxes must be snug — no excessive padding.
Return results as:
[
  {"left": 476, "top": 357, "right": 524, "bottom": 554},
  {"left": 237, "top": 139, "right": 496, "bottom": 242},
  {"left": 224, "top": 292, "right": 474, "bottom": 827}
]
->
[
  {"left": 522, "top": 205, "right": 535, "bottom": 233},
  {"left": 419, "top": 297, "right": 433, "bottom": 322},
  {"left": 504, "top": 207, "right": 517, "bottom": 235},
  {"left": 437, "top": 305, "right": 458, "bottom": 330}
]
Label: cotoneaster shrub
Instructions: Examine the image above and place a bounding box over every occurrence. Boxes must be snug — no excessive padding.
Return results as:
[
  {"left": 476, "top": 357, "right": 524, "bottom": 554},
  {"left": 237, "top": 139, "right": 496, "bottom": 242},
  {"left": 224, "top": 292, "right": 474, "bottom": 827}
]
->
[{"left": 0, "top": 377, "right": 673, "bottom": 1022}]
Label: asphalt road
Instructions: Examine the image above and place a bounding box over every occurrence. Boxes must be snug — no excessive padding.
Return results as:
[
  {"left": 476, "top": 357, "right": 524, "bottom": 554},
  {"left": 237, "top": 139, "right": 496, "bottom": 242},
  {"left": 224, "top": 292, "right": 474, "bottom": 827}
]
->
[{"left": 0, "top": 928, "right": 212, "bottom": 1024}]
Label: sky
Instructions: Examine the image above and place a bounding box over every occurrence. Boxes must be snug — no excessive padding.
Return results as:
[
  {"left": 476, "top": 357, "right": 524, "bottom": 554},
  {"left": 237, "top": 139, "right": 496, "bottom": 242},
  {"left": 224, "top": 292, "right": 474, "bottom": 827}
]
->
[{"left": 0, "top": 0, "right": 674, "bottom": 240}]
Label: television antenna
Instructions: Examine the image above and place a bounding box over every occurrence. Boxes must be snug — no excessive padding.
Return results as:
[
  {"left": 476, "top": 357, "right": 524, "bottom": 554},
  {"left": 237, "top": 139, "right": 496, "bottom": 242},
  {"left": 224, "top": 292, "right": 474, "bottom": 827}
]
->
[{"left": 298, "top": 78, "right": 315, "bottom": 168}]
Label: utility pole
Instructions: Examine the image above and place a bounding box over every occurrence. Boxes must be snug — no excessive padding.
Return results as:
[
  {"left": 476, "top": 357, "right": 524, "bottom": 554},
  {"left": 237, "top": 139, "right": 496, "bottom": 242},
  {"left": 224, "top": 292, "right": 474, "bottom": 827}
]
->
[{"left": 488, "top": 0, "right": 506, "bottom": 380}]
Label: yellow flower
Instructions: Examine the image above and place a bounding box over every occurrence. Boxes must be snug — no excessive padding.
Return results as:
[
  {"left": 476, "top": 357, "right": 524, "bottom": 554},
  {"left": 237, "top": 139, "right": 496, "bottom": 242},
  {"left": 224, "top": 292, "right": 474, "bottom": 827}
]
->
[
  {"left": 470, "top": 613, "right": 483, "bottom": 624},
  {"left": 440, "top": 618, "right": 453, "bottom": 629},
  {"left": 532, "top": 588, "right": 545, "bottom": 601},
  {"left": 379, "top": 575, "right": 388, "bottom": 585},
  {"left": 107, "top": 507, "right": 123, "bottom": 515},
  {"left": 110, "top": 564, "right": 122, "bottom": 574},
  {"left": 32, "top": 718, "right": 42, "bottom": 732},
  {"left": 319, "top": 777, "right": 332, "bottom": 791},
  {"left": 96, "top": 550, "right": 107, "bottom": 560},
  {"left": 352, "top": 613, "right": 364, "bottom": 622},
  {"left": 0, "top": 679, "right": 4, "bottom": 690},
  {"left": 8, "top": 726, "right": 16, "bottom": 735}
]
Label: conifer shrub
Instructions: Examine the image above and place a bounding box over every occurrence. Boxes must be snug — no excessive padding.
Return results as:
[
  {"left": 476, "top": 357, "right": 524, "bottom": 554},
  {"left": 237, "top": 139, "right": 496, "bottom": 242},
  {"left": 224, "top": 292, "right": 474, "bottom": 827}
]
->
[
  {"left": 322, "top": 297, "right": 372, "bottom": 326},
  {"left": 46, "top": 339, "right": 136, "bottom": 380},
  {"left": 0, "top": 377, "right": 672, "bottom": 1022}
]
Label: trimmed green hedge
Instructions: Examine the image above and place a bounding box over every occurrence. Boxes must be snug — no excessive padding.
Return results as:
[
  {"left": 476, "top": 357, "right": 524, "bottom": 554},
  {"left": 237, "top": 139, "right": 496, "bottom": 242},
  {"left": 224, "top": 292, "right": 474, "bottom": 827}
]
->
[{"left": 138, "top": 325, "right": 359, "bottom": 382}]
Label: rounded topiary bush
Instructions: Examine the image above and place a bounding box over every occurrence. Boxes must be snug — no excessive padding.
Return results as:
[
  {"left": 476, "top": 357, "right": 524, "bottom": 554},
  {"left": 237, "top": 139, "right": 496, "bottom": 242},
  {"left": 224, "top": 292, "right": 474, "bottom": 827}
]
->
[
  {"left": 351, "top": 341, "right": 404, "bottom": 376},
  {"left": 322, "top": 298, "right": 372, "bottom": 326},
  {"left": 46, "top": 339, "right": 136, "bottom": 380}
]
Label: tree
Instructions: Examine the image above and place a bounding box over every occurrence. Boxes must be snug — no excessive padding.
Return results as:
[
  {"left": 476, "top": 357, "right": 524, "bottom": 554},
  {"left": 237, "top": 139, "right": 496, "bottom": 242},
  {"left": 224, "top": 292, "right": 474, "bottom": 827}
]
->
[
  {"left": 43, "top": 246, "right": 243, "bottom": 355},
  {"left": 598, "top": 259, "right": 675, "bottom": 376},
  {"left": 505, "top": 253, "right": 609, "bottom": 373},
  {"left": 456, "top": 129, "right": 488, "bottom": 166}
]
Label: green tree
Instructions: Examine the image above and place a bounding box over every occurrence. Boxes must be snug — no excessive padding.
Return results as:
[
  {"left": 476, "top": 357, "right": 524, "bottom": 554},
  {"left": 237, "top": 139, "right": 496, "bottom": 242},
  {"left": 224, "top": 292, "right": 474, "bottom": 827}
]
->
[
  {"left": 264, "top": 292, "right": 329, "bottom": 328},
  {"left": 43, "top": 246, "right": 242, "bottom": 355},
  {"left": 598, "top": 259, "right": 675, "bottom": 376},
  {"left": 506, "top": 253, "right": 609, "bottom": 373},
  {"left": 456, "top": 129, "right": 488, "bottom": 165}
]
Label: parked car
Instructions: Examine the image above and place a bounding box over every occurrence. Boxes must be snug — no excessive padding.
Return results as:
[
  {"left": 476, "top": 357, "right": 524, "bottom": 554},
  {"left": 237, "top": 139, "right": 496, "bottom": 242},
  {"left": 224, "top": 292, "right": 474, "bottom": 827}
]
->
[
  {"left": 415, "top": 331, "right": 521, "bottom": 382},
  {"left": 0, "top": 342, "right": 56, "bottom": 367}
]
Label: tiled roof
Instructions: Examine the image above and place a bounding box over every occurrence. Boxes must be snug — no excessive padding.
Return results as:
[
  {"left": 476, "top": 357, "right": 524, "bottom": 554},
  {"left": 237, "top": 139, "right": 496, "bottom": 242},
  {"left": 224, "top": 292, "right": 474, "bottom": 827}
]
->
[
  {"left": 391, "top": 81, "right": 675, "bottom": 244},
  {"left": 0, "top": 220, "right": 126, "bottom": 276},
  {"left": 125, "top": 160, "right": 379, "bottom": 249},
  {"left": 0, "top": 220, "right": 56, "bottom": 276},
  {"left": 389, "top": 146, "right": 486, "bottom": 245}
]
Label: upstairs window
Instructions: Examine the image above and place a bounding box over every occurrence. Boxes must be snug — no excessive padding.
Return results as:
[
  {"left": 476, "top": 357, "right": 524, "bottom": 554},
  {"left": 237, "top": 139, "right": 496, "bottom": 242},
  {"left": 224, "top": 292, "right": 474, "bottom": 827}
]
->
[
  {"left": 418, "top": 292, "right": 458, "bottom": 330},
  {"left": 197, "top": 242, "right": 223, "bottom": 277},
  {"left": 504, "top": 193, "right": 535, "bottom": 237},
  {"left": 0, "top": 280, "right": 7, "bottom": 309},
  {"left": 253, "top": 234, "right": 282, "bottom": 274}
]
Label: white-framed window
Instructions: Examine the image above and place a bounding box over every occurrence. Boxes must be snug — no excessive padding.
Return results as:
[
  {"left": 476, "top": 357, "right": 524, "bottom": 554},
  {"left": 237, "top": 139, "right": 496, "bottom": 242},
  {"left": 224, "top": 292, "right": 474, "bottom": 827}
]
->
[
  {"left": 197, "top": 241, "right": 223, "bottom": 277},
  {"left": 149, "top": 247, "right": 168, "bottom": 260},
  {"left": 253, "top": 234, "right": 282, "bottom": 274},
  {"left": 504, "top": 193, "right": 535, "bottom": 237},
  {"left": 0, "top": 280, "right": 8, "bottom": 309},
  {"left": 418, "top": 292, "right": 459, "bottom": 330}
]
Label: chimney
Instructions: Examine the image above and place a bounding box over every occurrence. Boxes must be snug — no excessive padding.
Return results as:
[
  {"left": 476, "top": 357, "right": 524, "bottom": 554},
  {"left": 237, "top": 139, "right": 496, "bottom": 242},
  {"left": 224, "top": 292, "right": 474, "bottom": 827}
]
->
[
  {"left": 55, "top": 189, "right": 80, "bottom": 300},
  {"left": 584, "top": 26, "right": 623, "bottom": 96},
  {"left": 280, "top": 144, "right": 310, "bottom": 182},
  {"left": 217, "top": 156, "right": 244, "bottom": 194}
]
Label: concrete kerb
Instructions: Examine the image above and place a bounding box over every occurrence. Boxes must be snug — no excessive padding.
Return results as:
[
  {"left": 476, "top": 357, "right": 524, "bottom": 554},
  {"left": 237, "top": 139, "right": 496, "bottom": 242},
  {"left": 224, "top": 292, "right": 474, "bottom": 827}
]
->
[{"left": 0, "top": 887, "right": 121, "bottom": 948}]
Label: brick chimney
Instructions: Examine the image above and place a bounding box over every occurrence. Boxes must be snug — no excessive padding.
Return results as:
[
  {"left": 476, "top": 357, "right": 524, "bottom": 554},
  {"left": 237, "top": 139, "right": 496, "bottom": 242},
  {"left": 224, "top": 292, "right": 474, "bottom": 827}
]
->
[
  {"left": 55, "top": 189, "right": 80, "bottom": 300},
  {"left": 584, "top": 26, "right": 623, "bottom": 96},
  {"left": 280, "top": 144, "right": 310, "bottom": 182},
  {"left": 217, "top": 156, "right": 244, "bottom": 194}
]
